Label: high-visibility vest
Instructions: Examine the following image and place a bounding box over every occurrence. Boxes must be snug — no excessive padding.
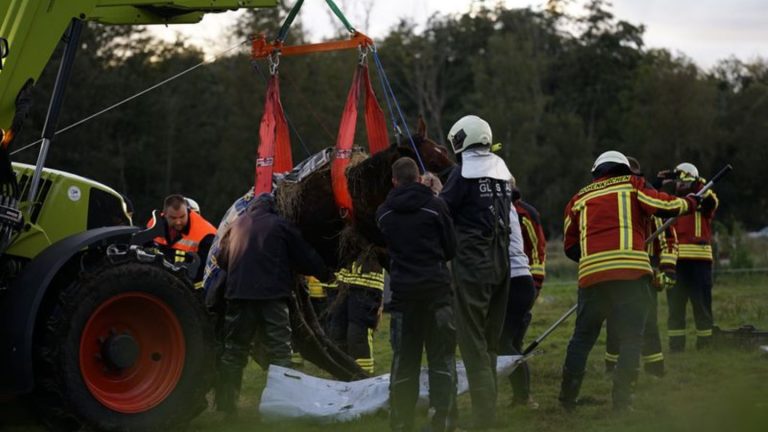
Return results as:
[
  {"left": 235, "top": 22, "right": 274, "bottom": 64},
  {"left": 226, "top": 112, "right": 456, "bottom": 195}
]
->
[{"left": 149, "top": 210, "right": 217, "bottom": 254}]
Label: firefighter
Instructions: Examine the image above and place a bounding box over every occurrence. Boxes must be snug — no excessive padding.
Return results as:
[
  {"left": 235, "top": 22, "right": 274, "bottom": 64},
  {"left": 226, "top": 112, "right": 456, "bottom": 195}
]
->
[
  {"left": 665, "top": 163, "right": 719, "bottom": 351},
  {"left": 377, "top": 157, "right": 457, "bottom": 432},
  {"left": 560, "top": 151, "right": 698, "bottom": 411},
  {"left": 327, "top": 255, "right": 385, "bottom": 374},
  {"left": 148, "top": 194, "right": 217, "bottom": 288},
  {"left": 214, "top": 193, "right": 331, "bottom": 415},
  {"left": 513, "top": 188, "right": 547, "bottom": 295},
  {"left": 439, "top": 115, "right": 512, "bottom": 428},
  {"left": 605, "top": 157, "right": 677, "bottom": 378}
]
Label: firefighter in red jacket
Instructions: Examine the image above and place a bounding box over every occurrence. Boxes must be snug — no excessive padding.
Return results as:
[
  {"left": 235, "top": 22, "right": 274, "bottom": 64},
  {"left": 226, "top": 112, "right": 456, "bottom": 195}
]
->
[
  {"left": 666, "top": 163, "right": 719, "bottom": 351},
  {"left": 559, "top": 151, "right": 698, "bottom": 411},
  {"left": 605, "top": 158, "right": 678, "bottom": 377},
  {"left": 513, "top": 189, "right": 547, "bottom": 293},
  {"left": 148, "top": 194, "right": 217, "bottom": 287}
]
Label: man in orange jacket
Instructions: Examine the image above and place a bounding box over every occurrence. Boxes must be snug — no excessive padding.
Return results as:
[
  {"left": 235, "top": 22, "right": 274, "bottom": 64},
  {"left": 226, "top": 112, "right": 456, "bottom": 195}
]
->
[
  {"left": 666, "top": 163, "right": 719, "bottom": 351},
  {"left": 559, "top": 151, "right": 698, "bottom": 411},
  {"left": 148, "top": 194, "right": 217, "bottom": 287}
]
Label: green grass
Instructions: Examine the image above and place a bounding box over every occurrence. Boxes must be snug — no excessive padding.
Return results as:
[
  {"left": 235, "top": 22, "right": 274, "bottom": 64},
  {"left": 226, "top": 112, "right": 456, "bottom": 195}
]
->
[
  {"left": 4, "top": 275, "right": 767, "bottom": 431},
  {"left": 188, "top": 274, "right": 768, "bottom": 432}
]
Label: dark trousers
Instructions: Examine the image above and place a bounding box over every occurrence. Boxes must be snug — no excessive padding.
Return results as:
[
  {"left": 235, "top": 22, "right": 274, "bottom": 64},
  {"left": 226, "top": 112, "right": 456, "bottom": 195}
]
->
[
  {"left": 454, "top": 276, "right": 509, "bottom": 426},
  {"left": 499, "top": 275, "right": 537, "bottom": 402},
  {"left": 327, "top": 287, "right": 383, "bottom": 373},
  {"left": 606, "top": 286, "right": 664, "bottom": 376},
  {"left": 217, "top": 298, "right": 292, "bottom": 411},
  {"left": 389, "top": 300, "right": 457, "bottom": 432},
  {"left": 562, "top": 278, "right": 649, "bottom": 406},
  {"left": 667, "top": 260, "right": 714, "bottom": 351}
]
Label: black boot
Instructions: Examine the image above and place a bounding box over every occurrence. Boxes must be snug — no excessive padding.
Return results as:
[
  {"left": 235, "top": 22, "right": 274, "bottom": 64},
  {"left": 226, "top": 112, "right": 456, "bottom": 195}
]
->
[
  {"left": 644, "top": 360, "right": 665, "bottom": 378},
  {"left": 558, "top": 368, "right": 585, "bottom": 412},
  {"left": 612, "top": 367, "right": 639, "bottom": 412},
  {"left": 696, "top": 336, "right": 712, "bottom": 350},
  {"left": 215, "top": 368, "right": 243, "bottom": 415}
]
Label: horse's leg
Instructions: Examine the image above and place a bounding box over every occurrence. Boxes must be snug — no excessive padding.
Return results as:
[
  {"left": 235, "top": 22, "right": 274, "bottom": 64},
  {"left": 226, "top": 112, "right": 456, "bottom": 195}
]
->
[{"left": 289, "top": 284, "right": 369, "bottom": 381}]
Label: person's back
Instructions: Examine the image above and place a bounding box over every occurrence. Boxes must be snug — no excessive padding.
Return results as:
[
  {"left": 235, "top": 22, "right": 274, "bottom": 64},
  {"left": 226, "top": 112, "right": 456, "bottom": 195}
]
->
[
  {"left": 222, "top": 195, "right": 328, "bottom": 301},
  {"left": 376, "top": 157, "right": 457, "bottom": 432},
  {"left": 377, "top": 174, "right": 455, "bottom": 307},
  {"left": 215, "top": 193, "right": 329, "bottom": 415}
]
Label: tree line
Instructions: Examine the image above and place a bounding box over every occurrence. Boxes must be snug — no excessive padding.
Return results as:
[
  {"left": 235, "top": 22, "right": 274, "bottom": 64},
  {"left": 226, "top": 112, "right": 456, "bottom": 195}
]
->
[{"left": 13, "top": 0, "right": 768, "bottom": 237}]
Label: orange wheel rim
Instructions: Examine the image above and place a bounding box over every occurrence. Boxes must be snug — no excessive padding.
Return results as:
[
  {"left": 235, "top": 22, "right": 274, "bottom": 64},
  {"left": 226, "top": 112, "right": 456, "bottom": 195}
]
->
[{"left": 79, "top": 292, "right": 185, "bottom": 413}]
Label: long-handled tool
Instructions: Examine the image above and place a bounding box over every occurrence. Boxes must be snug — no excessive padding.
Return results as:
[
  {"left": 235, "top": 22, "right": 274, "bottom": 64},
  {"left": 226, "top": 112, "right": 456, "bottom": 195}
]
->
[
  {"left": 645, "top": 164, "right": 733, "bottom": 246},
  {"left": 522, "top": 304, "right": 578, "bottom": 356}
]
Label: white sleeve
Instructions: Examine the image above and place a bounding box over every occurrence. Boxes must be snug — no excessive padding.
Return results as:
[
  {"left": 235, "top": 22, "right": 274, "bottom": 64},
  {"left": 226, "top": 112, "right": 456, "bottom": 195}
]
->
[{"left": 508, "top": 206, "right": 531, "bottom": 277}]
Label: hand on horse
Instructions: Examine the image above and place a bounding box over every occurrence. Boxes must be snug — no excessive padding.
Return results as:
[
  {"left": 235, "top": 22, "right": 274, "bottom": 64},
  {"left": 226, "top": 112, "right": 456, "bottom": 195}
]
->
[{"left": 421, "top": 172, "right": 443, "bottom": 195}]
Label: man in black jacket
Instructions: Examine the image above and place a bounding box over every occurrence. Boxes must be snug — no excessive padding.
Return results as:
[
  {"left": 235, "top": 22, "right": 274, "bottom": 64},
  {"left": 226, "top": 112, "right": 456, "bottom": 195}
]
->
[
  {"left": 377, "top": 157, "right": 457, "bottom": 432},
  {"left": 215, "top": 193, "right": 331, "bottom": 414},
  {"left": 439, "top": 115, "right": 512, "bottom": 429}
]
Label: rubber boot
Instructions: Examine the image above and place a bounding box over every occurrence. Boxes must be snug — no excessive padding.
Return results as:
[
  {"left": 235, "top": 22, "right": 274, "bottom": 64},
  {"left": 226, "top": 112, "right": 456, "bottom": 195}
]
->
[
  {"left": 558, "top": 368, "right": 585, "bottom": 412},
  {"left": 612, "top": 368, "right": 638, "bottom": 412},
  {"left": 669, "top": 335, "right": 686, "bottom": 353},
  {"left": 605, "top": 360, "right": 617, "bottom": 375},
  {"left": 214, "top": 368, "right": 243, "bottom": 415}
]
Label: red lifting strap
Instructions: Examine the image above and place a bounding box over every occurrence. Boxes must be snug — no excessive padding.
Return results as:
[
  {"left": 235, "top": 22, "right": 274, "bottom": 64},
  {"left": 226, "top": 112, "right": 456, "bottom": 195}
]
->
[
  {"left": 255, "top": 75, "right": 293, "bottom": 194},
  {"left": 331, "top": 64, "right": 389, "bottom": 219}
]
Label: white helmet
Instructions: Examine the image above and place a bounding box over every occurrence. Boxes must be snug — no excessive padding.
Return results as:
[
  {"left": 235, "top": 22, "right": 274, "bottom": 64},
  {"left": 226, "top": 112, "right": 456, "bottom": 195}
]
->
[
  {"left": 185, "top": 197, "right": 201, "bottom": 214},
  {"left": 591, "top": 150, "right": 630, "bottom": 172},
  {"left": 676, "top": 162, "right": 699, "bottom": 179},
  {"left": 447, "top": 115, "right": 492, "bottom": 154}
]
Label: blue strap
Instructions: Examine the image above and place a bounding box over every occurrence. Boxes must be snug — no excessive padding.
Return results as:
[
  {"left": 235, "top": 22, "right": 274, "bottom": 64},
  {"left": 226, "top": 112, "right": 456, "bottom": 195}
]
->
[
  {"left": 371, "top": 50, "right": 400, "bottom": 139},
  {"left": 371, "top": 49, "right": 426, "bottom": 173}
]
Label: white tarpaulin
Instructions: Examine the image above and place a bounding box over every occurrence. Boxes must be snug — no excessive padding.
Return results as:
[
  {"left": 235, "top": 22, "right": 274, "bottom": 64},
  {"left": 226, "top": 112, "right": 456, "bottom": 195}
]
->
[{"left": 259, "top": 355, "right": 523, "bottom": 423}]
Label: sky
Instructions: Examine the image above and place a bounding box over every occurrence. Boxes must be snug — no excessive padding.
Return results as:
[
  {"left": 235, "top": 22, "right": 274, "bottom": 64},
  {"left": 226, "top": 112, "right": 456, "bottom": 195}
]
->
[{"left": 148, "top": 0, "right": 768, "bottom": 69}]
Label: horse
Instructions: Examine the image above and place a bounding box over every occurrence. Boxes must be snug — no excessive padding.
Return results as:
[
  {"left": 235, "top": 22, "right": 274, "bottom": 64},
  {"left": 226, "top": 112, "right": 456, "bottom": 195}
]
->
[{"left": 277, "top": 119, "right": 455, "bottom": 269}]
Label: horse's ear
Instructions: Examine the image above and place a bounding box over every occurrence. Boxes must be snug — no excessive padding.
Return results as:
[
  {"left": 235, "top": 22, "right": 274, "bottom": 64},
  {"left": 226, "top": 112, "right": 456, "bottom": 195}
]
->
[{"left": 416, "top": 116, "right": 428, "bottom": 139}]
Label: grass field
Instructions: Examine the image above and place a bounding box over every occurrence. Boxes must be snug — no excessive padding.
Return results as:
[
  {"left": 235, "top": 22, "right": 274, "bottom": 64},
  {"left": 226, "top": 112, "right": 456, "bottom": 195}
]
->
[
  {"left": 4, "top": 274, "right": 767, "bottom": 432},
  {"left": 190, "top": 273, "right": 768, "bottom": 432}
]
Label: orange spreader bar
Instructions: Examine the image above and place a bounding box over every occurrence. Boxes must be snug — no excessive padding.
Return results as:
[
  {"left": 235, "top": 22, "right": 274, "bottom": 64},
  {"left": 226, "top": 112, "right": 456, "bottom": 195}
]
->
[{"left": 251, "top": 32, "right": 374, "bottom": 60}]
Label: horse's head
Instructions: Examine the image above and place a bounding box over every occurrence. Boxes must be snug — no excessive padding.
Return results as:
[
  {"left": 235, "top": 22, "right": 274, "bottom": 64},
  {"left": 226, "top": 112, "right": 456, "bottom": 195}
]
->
[{"left": 394, "top": 118, "right": 455, "bottom": 181}]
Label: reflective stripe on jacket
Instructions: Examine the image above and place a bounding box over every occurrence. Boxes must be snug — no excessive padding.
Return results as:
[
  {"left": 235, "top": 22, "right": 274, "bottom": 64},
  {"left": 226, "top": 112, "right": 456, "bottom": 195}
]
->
[
  {"left": 515, "top": 200, "right": 547, "bottom": 288},
  {"left": 674, "top": 184, "right": 718, "bottom": 261},
  {"left": 336, "top": 260, "right": 385, "bottom": 291},
  {"left": 564, "top": 175, "right": 695, "bottom": 288}
]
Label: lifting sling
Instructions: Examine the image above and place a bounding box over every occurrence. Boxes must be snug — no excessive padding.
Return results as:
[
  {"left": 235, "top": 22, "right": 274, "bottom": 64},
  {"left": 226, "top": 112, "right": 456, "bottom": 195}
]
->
[{"left": 251, "top": 0, "right": 390, "bottom": 217}]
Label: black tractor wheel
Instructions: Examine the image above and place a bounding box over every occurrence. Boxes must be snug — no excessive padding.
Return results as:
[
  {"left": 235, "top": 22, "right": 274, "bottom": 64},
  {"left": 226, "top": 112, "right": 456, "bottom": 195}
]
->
[{"left": 35, "top": 259, "right": 215, "bottom": 431}]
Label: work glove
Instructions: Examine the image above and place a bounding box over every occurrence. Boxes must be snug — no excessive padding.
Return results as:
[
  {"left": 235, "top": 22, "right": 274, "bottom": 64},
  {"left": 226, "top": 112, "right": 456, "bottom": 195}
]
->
[
  {"left": 656, "top": 169, "right": 676, "bottom": 181},
  {"left": 653, "top": 270, "right": 676, "bottom": 291}
]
